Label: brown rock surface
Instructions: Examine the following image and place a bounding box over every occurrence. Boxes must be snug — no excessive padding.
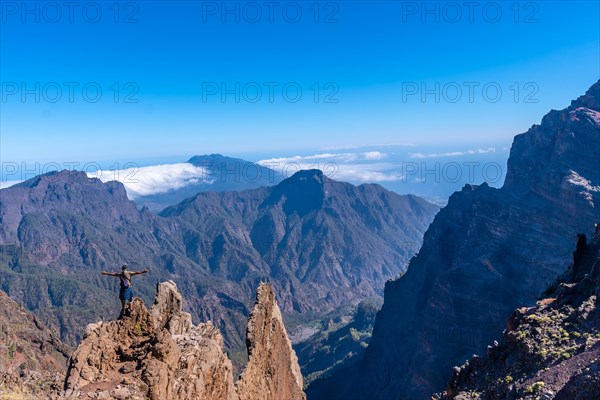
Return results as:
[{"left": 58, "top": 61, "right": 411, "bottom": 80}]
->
[
  {"left": 63, "top": 281, "right": 306, "bottom": 400},
  {"left": 237, "top": 283, "right": 306, "bottom": 400},
  {"left": 64, "top": 281, "right": 238, "bottom": 400}
]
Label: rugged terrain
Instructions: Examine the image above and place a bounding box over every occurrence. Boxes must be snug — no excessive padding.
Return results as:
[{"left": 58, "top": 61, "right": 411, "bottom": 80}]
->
[
  {"left": 438, "top": 226, "right": 600, "bottom": 400},
  {"left": 0, "top": 290, "right": 70, "bottom": 399},
  {"left": 295, "top": 298, "right": 381, "bottom": 385},
  {"left": 0, "top": 168, "right": 438, "bottom": 362},
  {"left": 64, "top": 281, "right": 306, "bottom": 400},
  {"left": 161, "top": 169, "right": 438, "bottom": 315},
  {"left": 308, "top": 81, "right": 600, "bottom": 399}
]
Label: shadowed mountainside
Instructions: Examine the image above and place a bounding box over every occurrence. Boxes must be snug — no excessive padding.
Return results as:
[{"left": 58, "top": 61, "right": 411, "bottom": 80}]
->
[
  {"left": 437, "top": 226, "right": 600, "bottom": 400},
  {"left": 308, "top": 80, "right": 600, "bottom": 399}
]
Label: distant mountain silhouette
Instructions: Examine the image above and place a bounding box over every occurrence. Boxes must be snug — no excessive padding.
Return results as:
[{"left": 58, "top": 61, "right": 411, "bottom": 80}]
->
[{"left": 135, "top": 154, "right": 283, "bottom": 212}]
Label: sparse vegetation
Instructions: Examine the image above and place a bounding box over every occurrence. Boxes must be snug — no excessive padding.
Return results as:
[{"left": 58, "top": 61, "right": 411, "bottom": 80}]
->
[
  {"left": 525, "top": 381, "right": 545, "bottom": 393},
  {"left": 7, "top": 342, "right": 15, "bottom": 359}
]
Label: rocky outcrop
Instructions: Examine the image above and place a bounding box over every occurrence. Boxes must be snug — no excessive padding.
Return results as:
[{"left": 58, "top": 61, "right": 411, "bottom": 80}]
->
[
  {"left": 308, "top": 81, "right": 600, "bottom": 399},
  {"left": 237, "top": 283, "right": 306, "bottom": 400},
  {"left": 63, "top": 281, "right": 305, "bottom": 400},
  {"left": 0, "top": 290, "right": 70, "bottom": 399},
  {"left": 438, "top": 224, "right": 600, "bottom": 400}
]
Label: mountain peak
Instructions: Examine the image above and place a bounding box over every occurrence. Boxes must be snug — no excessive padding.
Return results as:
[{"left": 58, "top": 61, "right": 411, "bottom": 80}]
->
[
  {"left": 504, "top": 79, "right": 600, "bottom": 191},
  {"left": 6, "top": 169, "right": 131, "bottom": 207},
  {"left": 188, "top": 153, "right": 231, "bottom": 164},
  {"left": 237, "top": 282, "right": 306, "bottom": 400},
  {"left": 0, "top": 168, "right": 139, "bottom": 248},
  {"left": 279, "top": 169, "right": 328, "bottom": 188},
  {"left": 264, "top": 169, "right": 329, "bottom": 215},
  {"left": 15, "top": 169, "right": 92, "bottom": 189},
  {"left": 571, "top": 79, "right": 600, "bottom": 110},
  {"left": 288, "top": 168, "right": 326, "bottom": 181}
]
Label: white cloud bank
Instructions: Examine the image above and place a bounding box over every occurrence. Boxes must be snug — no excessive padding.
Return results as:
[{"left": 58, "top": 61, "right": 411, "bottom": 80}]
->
[
  {"left": 319, "top": 142, "right": 416, "bottom": 151},
  {"left": 258, "top": 152, "right": 402, "bottom": 183},
  {"left": 409, "top": 147, "right": 496, "bottom": 159},
  {"left": 259, "top": 151, "right": 389, "bottom": 165},
  {"left": 0, "top": 180, "right": 22, "bottom": 189},
  {"left": 88, "top": 163, "right": 212, "bottom": 198}
]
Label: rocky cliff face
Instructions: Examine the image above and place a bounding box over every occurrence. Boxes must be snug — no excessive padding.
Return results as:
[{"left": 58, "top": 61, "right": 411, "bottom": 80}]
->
[
  {"left": 237, "top": 283, "right": 305, "bottom": 400},
  {"left": 438, "top": 225, "right": 600, "bottom": 400},
  {"left": 0, "top": 167, "right": 438, "bottom": 360},
  {"left": 0, "top": 289, "right": 70, "bottom": 399},
  {"left": 63, "top": 281, "right": 305, "bottom": 400},
  {"left": 309, "top": 81, "right": 600, "bottom": 399}
]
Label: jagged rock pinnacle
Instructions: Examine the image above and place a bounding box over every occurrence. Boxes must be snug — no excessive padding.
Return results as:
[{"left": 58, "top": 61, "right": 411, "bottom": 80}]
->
[
  {"left": 237, "top": 283, "right": 306, "bottom": 400},
  {"left": 63, "top": 281, "right": 306, "bottom": 400}
]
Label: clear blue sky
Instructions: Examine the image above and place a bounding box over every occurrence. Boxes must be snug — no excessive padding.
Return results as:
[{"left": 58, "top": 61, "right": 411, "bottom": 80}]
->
[{"left": 1, "top": 1, "right": 599, "bottom": 164}]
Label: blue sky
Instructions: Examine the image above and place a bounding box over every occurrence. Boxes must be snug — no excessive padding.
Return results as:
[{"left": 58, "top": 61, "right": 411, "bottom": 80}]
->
[{"left": 1, "top": 1, "right": 599, "bottom": 190}]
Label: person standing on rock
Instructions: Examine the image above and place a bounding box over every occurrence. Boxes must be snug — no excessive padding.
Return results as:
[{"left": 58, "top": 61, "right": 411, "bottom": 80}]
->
[{"left": 101, "top": 265, "right": 148, "bottom": 316}]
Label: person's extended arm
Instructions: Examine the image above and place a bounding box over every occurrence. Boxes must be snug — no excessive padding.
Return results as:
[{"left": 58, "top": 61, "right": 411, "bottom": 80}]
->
[
  {"left": 132, "top": 269, "right": 149, "bottom": 276},
  {"left": 101, "top": 271, "right": 119, "bottom": 276}
]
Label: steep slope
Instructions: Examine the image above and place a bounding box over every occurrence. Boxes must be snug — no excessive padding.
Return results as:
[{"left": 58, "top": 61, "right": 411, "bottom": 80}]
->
[
  {"left": 135, "top": 154, "right": 283, "bottom": 212},
  {"left": 0, "top": 168, "right": 438, "bottom": 365},
  {"left": 439, "top": 226, "right": 600, "bottom": 400},
  {"left": 309, "top": 81, "right": 600, "bottom": 399},
  {"left": 162, "top": 169, "right": 440, "bottom": 315},
  {"left": 237, "top": 283, "right": 306, "bottom": 400},
  {"left": 0, "top": 170, "right": 207, "bottom": 345},
  {"left": 0, "top": 290, "right": 70, "bottom": 399},
  {"left": 296, "top": 298, "right": 381, "bottom": 385},
  {"left": 64, "top": 281, "right": 305, "bottom": 400}
]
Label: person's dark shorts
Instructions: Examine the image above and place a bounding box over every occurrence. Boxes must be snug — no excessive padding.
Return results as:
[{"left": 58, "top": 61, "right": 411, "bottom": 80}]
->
[{"left": 119, "top": 287, "right": 133, "bottom": 302}]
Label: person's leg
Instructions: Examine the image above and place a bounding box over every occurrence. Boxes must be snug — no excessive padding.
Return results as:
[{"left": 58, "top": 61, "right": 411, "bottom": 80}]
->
[
  {"left": 124, "top": 288, "right": 133, "bottom": 311},
  {"left": 119, "top": 289, "right": 126, "bottom": 318}
]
